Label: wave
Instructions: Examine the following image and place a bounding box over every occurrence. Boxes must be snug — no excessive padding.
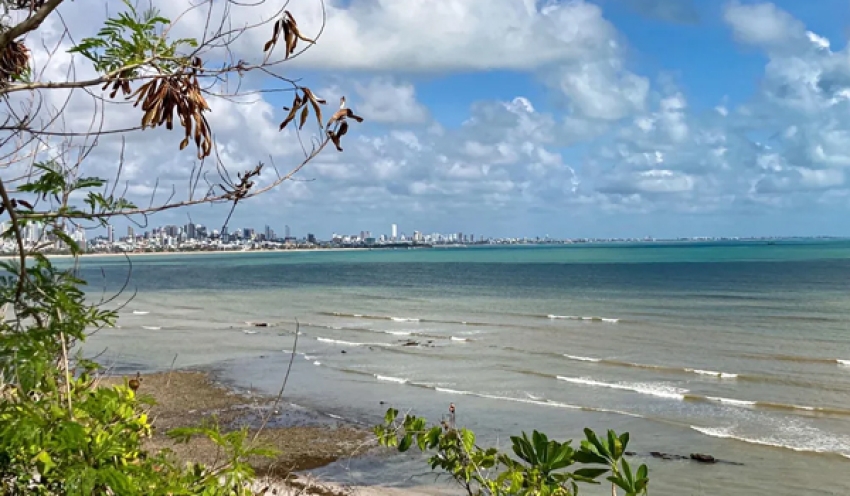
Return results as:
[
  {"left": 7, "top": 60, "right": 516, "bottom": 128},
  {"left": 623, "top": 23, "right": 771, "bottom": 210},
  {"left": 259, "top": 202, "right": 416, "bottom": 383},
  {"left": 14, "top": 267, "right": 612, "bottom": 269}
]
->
[
  {"left": 564, "top": 354, "right": 602, "bottom": 363},
  {"left": 451, "top": 336, "right": 469, "bottom": 342},
  {"left": 316, "top": 337, "right": 393, "bottom": 347},
  {"left": 375, "top": 375, "right": 408, "bottom": 384},
  {"left": 432, "top": 386, "right": 645, "bottom": 419},
  {"left": 557, "top": 375, "right": 688, "bottom": 400},
  {"left": 548, "top": 315, "right": 619, "bottom": 323},
  {"left": 320, "top": 311, "right": 504, "bottom": 328},
  {"left": 141, "top": 325, "right": 161, "bottom": 330},
  {"left": 686, "top": 368, "right": 739, "bottom": 379},
  {"left": 303, "top": 323, "right": 443, "bottom": 340},
  {"left": 242, "top": 329, "right": 258, "bottom": 335},
  {"left": 690, "top": 425, "right": 850, "bottom": 460},
  {"left": 738, "top": 352, "right": 849, "bottom": 366},
  {"left": 132, "top": 310, "right": 149, "bottom": 315},
  {"left": 559, "top": 354, "right": 738, "bottom": 379}
]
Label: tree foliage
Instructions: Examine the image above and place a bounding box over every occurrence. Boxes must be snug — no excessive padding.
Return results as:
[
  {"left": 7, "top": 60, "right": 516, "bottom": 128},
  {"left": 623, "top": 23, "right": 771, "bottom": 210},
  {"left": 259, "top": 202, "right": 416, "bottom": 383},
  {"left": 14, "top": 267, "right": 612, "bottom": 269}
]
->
[
  {"left": 0, "top": 0, "right": 361, "bottom": 494},
  {"left": 375, "top": 408, "right": 650, "bottom": 496}
]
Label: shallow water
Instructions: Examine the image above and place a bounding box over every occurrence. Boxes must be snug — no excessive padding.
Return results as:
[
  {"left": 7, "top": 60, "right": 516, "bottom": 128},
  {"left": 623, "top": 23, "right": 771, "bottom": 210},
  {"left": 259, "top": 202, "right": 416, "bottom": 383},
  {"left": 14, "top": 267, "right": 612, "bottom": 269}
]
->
[{"left": 76, "top": 241, "right": 850, "bottom": 495}]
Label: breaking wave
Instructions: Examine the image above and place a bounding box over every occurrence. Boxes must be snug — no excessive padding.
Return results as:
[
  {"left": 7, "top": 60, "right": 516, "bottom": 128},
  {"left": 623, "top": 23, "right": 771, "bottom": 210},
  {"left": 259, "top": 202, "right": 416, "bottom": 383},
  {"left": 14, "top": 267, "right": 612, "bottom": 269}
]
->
[
  {"left": 690, "top": 425, "right": 850, "bottom": 460},
  {"left": 557, "top": 375, "right": 688, "bottom": 400},
  {"left": 548, "top": 315, "right": 619, "bottom": 323},
  {"left": 559, "top": 354, "right": 739, "bottom": 379},
  {"left": 316, "top": 337, "right": 393, "bottom": 347}
]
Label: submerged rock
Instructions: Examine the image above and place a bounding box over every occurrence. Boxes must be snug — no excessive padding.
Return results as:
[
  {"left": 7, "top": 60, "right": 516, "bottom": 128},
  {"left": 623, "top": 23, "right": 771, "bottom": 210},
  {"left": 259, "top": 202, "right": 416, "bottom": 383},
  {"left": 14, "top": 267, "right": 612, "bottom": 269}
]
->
[{"left": 690, "top": 453, "right": 717, "bottom": 464}]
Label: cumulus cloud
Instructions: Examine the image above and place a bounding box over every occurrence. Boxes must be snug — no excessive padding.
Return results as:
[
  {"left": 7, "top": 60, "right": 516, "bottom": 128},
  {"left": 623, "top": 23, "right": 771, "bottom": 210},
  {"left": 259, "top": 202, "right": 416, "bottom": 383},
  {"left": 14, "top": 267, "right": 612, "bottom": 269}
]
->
[
  {"left": 5, "top": 0, "right": 850, "bottom": 237},
  {"left": 352, "top": 78, "right": 429, "bottom": 124},
  {"left": 723, "top": 1, "right": 807, "bottom": 51}
]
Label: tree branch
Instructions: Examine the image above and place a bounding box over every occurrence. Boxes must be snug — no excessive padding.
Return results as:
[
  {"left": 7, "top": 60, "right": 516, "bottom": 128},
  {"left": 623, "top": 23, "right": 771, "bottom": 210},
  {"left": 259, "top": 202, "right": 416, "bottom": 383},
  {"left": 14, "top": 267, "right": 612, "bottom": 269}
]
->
[{"left": 0, "top": 0, "right": 66, "bottom": 50}]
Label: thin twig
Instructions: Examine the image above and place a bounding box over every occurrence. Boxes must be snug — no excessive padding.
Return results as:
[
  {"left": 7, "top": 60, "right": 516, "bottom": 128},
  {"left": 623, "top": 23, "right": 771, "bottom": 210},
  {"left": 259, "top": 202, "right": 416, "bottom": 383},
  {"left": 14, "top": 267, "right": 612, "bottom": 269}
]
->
[
  {"left": 0, "top": 177, "right": 27, "bottom": 304},
  {"left": 59, "top": 331, "right": 73, "bottom": 415},
  {"left": 166, "top": 353, "right": 178, "bottom": 387},
  {"left": 250, "top": 319, "right": 299, "bottom": 446}
]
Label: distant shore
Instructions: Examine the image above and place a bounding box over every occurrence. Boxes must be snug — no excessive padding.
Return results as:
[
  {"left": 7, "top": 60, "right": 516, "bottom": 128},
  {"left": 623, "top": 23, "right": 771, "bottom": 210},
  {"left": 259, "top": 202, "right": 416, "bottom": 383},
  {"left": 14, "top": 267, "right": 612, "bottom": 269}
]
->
[{"left": 2, "top": 247, "right": 372, "bottom": 260}]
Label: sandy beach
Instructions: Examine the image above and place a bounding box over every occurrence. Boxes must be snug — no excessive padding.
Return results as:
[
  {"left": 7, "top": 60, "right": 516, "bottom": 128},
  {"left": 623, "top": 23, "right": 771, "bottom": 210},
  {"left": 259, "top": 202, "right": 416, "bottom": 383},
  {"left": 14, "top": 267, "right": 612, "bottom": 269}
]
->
[{"left": 100, "top": 370, "right": 451, "bottom": 496}]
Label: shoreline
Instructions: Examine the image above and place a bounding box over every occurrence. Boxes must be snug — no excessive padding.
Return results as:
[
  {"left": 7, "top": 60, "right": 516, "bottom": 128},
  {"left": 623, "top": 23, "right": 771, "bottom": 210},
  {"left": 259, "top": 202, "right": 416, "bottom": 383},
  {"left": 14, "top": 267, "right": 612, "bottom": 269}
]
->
[
  {"left": 102, "top": 369, "right": 449, "bottom": 496},
  {"left": 5, "top": 247, "right": 372, "bottom": 260}
]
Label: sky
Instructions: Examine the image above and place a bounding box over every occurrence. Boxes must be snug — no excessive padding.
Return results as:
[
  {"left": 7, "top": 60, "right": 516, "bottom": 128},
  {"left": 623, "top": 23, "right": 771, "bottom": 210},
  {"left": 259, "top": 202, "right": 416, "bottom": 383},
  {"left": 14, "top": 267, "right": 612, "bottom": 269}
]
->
[{"left": 14, "top": 0, "right": 850, "bottom": 239}]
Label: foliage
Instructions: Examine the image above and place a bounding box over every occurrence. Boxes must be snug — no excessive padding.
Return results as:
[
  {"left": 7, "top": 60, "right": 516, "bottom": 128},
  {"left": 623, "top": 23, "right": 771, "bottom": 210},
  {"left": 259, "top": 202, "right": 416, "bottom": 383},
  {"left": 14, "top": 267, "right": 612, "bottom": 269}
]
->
[
  {"left": 375, "top": 408, "right": 649, "bottom": 496},
  {"left": 0, "top": 0, "right": 359, "bottom": 494}
]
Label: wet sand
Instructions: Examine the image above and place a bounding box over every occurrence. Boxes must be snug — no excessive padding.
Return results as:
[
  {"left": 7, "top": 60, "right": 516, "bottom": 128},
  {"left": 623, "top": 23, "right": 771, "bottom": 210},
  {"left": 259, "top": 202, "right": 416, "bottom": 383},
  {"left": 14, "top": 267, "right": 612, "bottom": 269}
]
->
[{"left": 99, "top": 370, "right": 377, "bottom": 493}]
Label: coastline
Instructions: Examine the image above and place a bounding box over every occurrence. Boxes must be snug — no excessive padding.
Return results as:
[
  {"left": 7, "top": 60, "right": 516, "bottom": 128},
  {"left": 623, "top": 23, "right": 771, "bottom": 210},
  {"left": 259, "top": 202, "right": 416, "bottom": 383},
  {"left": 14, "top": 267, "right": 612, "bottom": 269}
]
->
[
  {"left": 8, "top": 247, "right": 372, "bottom": 260},
  {"left": 103, "top": 369, "right": 449, "bottom": 496}
]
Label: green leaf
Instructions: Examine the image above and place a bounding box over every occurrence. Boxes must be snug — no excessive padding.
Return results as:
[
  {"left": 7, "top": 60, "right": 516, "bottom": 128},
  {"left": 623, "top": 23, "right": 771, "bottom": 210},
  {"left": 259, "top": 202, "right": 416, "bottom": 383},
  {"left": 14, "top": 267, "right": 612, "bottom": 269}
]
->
[
  {"left": 398, "top": 434, "right": 413, "bottom": 452},
  {"left": 572, "top": 467, "right": 608, "bottom": 481},
  {"left": 384, "top": 408, "right": 398, "bottom": 425}
]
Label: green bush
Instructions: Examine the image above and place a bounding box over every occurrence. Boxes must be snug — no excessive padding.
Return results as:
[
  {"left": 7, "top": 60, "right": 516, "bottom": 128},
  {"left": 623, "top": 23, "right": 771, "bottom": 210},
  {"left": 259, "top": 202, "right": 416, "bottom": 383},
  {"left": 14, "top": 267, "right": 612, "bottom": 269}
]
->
[
  {"left": 0, "top": 0, "right": 360, "bottom": 494},
  {"left": 375, "top": 408, "right": 649, "bottom": 496}
]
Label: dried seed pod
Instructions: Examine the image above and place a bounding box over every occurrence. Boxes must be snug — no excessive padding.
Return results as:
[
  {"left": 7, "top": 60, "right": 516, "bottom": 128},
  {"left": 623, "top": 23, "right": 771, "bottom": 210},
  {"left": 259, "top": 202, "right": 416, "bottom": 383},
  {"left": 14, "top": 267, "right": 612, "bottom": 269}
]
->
[
  {"left": 127, "top": 66, "right": 213, "bottom": 158},
  {"left": 0, "top": 40, "right": 29, "bottom": 84}
]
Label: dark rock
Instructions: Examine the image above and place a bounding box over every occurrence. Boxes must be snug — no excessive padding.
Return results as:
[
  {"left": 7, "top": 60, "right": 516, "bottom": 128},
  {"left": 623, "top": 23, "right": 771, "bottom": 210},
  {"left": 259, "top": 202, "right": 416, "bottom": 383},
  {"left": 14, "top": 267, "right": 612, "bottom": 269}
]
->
[
  {"left": 341, "top": 350, "right": 347, "bottom": 354},
  {"left": 690, "top": 453, "right": 716, "bottom": 464},
  {"left": 379, "top": 401, "right": 386, "bottom": 405},
  {"left": 252, "top": 322, "right": 269, "bottom": 327},
  {"left": 625, "top": 451, "right": 636, "bottom": 456}
]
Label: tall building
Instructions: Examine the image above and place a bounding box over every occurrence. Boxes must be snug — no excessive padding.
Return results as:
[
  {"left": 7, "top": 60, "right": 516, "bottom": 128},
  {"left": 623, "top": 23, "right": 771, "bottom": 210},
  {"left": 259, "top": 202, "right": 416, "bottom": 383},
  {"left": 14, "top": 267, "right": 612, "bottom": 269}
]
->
[
  {"left": 186, "top": 223, "right": 196, "bottom": 240},
  {"left": 107, "top": 224, "right": 114, "bottom": 244},
  {"left": 285, "top": 225, "right": 291, "bottom": 239},
  {"left": 391, "top": 224, "right": 398, "bottom": 240}
]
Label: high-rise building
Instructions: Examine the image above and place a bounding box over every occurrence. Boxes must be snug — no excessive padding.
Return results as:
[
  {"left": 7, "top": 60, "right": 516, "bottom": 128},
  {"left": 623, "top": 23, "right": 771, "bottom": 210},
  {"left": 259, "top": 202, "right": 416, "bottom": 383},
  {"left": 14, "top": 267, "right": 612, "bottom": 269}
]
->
[
  {"left": 285, "top": 225, "right": 291, "bottom": 239},
  {"left": 107, "top": 225, "right": 114, "bottom": 244},
  {"left": 391, "top": 224, "right": 398, "bottom": 240},
  {"left": 186, "top": 223, "right": 196, "bottom": 239},
  {"left": 307, "top": 233, "right": 316, "bottom": 244}
]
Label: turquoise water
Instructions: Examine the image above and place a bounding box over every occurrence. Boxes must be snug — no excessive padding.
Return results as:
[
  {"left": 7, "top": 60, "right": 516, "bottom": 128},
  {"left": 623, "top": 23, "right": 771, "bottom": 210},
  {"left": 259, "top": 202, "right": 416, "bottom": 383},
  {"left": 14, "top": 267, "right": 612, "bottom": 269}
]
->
[{"left": 77, "top": 240, "right": 850, "bottom": 496}]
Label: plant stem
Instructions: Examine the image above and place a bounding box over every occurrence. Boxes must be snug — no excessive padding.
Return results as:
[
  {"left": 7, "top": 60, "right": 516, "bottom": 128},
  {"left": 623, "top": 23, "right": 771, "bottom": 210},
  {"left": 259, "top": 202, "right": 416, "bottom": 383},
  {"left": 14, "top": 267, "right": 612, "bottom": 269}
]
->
[
  {"left": 59, "top": 331, "right": 73, "bottom": 415},
  {"left": 0, "top": 177, "right": 27, "bottom": 305}
]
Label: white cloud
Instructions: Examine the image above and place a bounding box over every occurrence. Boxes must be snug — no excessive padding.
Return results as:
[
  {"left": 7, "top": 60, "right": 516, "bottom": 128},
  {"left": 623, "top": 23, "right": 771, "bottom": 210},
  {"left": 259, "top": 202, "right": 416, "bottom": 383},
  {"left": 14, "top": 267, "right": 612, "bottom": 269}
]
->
[
  {"left": 352, "top": 78, "right": 429, "bottom": 124},
  {"left": 723, "top": 1, "right": 807, "bottom": 50},
  {"left": 282, "top": 0, "right": 618, "bottom": 73},
  {"left": 6, "top": 0, "right": 850, "bottom": 238}
]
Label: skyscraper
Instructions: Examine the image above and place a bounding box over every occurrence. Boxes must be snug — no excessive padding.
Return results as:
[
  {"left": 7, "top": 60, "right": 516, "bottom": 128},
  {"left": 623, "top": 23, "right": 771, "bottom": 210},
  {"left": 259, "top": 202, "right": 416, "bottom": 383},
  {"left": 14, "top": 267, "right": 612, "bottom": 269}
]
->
[
  {"left": 107, "top": 225, "right": 114, "bottom": 244},
  {"left": 391, "top": 224, "right": 398, "bottom": 240}
]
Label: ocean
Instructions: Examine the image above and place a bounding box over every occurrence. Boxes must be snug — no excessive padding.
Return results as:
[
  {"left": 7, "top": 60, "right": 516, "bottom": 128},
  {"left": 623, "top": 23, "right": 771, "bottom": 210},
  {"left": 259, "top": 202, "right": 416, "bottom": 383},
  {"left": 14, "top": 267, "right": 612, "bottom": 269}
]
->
[{"left": 75, "top": 240, "right": 850, "bottom": 495}]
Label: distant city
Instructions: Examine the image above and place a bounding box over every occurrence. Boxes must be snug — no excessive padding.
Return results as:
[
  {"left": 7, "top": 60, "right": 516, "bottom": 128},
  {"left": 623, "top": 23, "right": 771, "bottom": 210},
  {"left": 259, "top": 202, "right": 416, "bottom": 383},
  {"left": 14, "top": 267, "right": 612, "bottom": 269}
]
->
[{"left": 0, "top": 220, "right": 842, "bottom": 255}]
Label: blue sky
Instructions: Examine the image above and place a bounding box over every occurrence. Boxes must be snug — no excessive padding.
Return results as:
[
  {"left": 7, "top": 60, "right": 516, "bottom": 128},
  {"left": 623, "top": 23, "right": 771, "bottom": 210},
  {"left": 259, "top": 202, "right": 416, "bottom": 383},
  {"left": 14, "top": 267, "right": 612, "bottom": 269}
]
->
[{"left": 42, "top": 0, "right": 850, "bottom": 239}]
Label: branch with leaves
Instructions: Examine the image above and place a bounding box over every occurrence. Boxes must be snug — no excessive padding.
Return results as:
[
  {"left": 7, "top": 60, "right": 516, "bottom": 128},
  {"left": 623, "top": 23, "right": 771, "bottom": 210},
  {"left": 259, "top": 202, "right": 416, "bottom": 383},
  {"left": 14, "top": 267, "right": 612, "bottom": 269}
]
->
[
  {"left": 0, "top": 0, "right": 366, "bottom": 494},
  {"left": 375, "top": 408, "right": 650, "bottom": 496}
]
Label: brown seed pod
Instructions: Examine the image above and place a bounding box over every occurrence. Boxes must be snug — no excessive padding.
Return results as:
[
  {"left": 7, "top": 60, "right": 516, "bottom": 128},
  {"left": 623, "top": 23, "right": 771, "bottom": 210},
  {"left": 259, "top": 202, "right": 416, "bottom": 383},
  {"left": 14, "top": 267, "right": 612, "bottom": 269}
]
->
[
  {"left": 263, "top": 11, "right": 314, "bottom": 58},
  {"left": 128, "top": 67, "right": 213, "bottom": 159},
  {"left": 128, "top": 372, "right": 142, "bottom": 392},
  {"left": 0, "top": 40, "right": 29, "bottom": 84}
]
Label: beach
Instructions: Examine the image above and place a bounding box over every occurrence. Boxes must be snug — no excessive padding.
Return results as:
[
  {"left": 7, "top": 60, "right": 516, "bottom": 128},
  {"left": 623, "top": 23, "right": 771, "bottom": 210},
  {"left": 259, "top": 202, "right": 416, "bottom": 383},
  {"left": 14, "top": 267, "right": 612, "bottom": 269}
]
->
[
  {"left": 102, "top": 369, "right": 450, "bottom": 495},
  {"left": 78, "top": 241, "right": 850, "bottom": 496}
]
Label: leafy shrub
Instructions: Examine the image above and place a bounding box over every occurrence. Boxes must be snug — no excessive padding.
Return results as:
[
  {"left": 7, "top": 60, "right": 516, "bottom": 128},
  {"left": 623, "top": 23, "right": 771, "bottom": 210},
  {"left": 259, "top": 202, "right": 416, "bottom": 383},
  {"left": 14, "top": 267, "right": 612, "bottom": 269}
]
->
[{"left": 375, "top": 408, "right": 649, "bottom": 496}]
